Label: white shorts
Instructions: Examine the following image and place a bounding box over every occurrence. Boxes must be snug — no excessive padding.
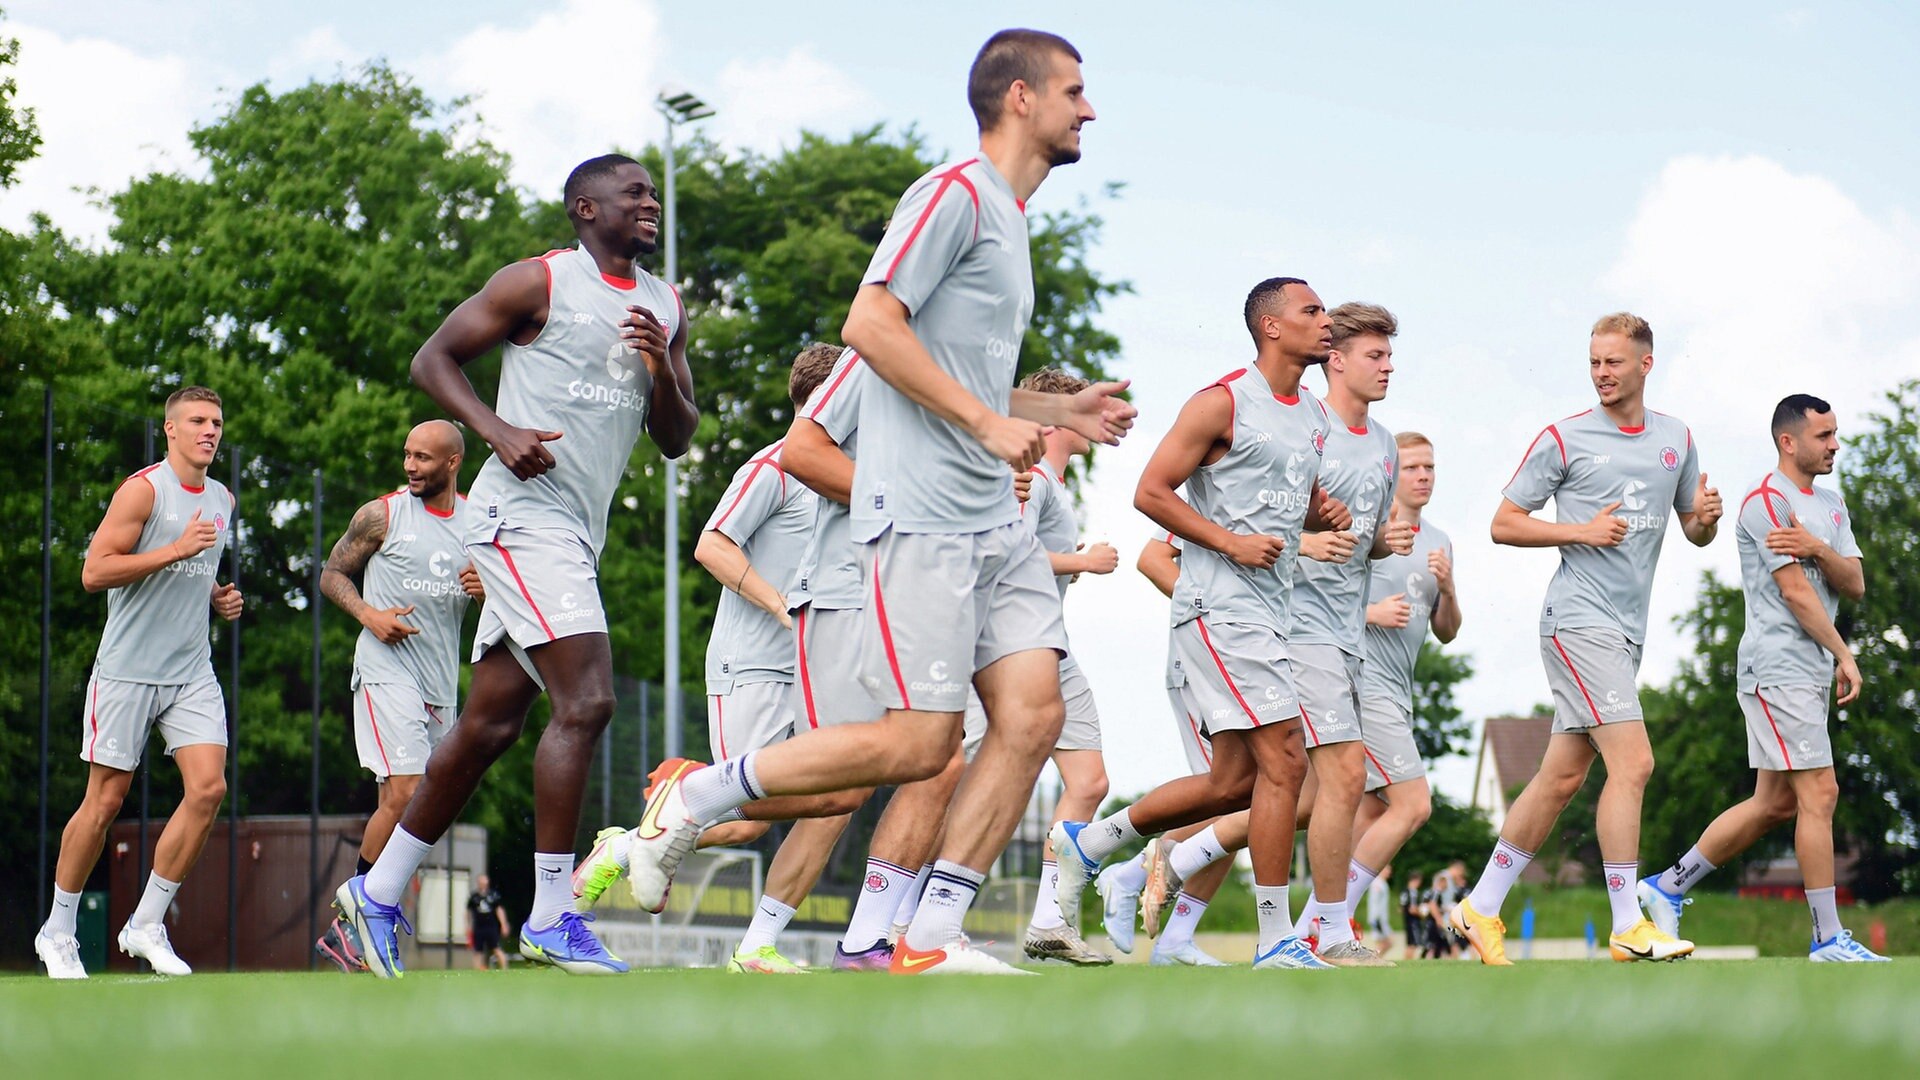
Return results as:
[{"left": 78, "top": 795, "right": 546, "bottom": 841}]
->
[
  {"left": 1541, "top": 627, "right": 1644, "bottom": 733},
  {"left": 468, "top": 525, "right": 606, "bottom": 687},
  {"left": 81, "top": 670, "right": 226, "bottom": 772},
  {"left": 794, "top": 605, "right": 885, "bottom": 730},
  {"left": 1172, "top": 689, "right": 1214, "bottom": 776},
  {"left": 708, "top": 681, "right": 797, "bottom": 761},
  {"left": 1056, "top": 655, "right": 1102, "bottom": 752},
  {"left": 1170, "top": 618, "right": 1299, "bottom": 735},
  {"left": 1360, "top": 696, "right": 1427, "bottom": 791},
  {"left": 1289, "top": 644, "right": 1365, "bottom": 749},
  {"left": 352, "top": 680, "right": 454, "bottom": 778},
  {"left": 1741, "top": 685, "right": 1833, "bottom": 771},
  {"left": 963, "top": 691, "right": 987, "bottom": 763}
]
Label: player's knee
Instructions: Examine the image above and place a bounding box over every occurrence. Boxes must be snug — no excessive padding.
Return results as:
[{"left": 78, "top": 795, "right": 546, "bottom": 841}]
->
[
  {"left": 1795, "top": 774, "right": 1838, "bottom": 819},
  {"left": 183, "top": 773, "right": 227, "bottom": 812},
  {"left": 818, "top": 787, "right": 871, "bottom": 816},
  {"left": 1210, "top": 770, "right": 1256, "bottom": 812},
  {"left": 384, "top": 776, "right": 422, "bottom": 811},
  {"left": 1074, "top": 770, "right": 1110, "bottom": 808},
  {"left": 1397, "top": 787, "right": 1433, "bottom": 829},
  {"left": 888, "top": 723, "right": 957, "bottom": 780},
  {"left": 79, "top": 788, "right": 127, "bottom": 827},
  {"left": 1613, "top": 750, "right": 1654, "bottom": 789},
  {"left": 550, "top": 689, "right": 615, "bottom": 732}
]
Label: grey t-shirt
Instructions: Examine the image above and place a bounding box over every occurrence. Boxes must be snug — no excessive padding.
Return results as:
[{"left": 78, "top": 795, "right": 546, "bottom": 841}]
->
[
  {"left": 1169, "top": 368, "right": 1330, "bottom": 633},
  {"left": 788, "top": 348, "right": 867, "bottom": 613},
  {"left": 94, "top": 461, "right": 233, "bottom": 685},
  {"left": 1503, "top": 409, "right": 1699, "bottom": 644},
  {"left": 703, "top": 440, "right": 816, "bottom": 693},
  {"left": 850, "top": 157, "right": 1035, "bottom": 540},
  {"left": 1362, "top": 521, "right": 1453, "bottom": 711},
  {"left": 1735, "top": 470, "right": 1859, "bottom": 691},
  {"left": 467, "top": 245, "right": 680, "bottom": 557},
  {"left": 1024, "top": 461, "right": 1079, "bottom": 603},
  {"left": 1292, "top": 420, "right": 1400, "bottom": 654},
  {"left": 351, "top": 491, "right": 474, "bottom": 706}
]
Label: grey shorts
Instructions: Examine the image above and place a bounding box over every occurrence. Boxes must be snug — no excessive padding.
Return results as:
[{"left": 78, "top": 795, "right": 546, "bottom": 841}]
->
[
  {"left": 1541, "top": 627, "right": 1644, "bottom": 732},
  {"left": 855, "top": 523, "right": 1067, "bottom": 713},
  {"left": 352, "top": 678, "right": 454, "bottom": 778},
  {"left": 1173, "top": 689, "right": 1214, "bottom": 776},
  {"left": 1289, "top": 644, "right": 1365, "bottom": 749},
  {"left": 81, "top": 670, "right": 226, "bottom": 772},
  {"left": 1741, "top": 685, "right": 1833, "bottom": 771},
  {"left": 963, "top": 691, "right": 987, "bottom": 763},
  {"left": 1360, "top": 696, "right": 1426, "bottom": 791},
  {"left": 1057, "top": 654, "right": 1102, "bottom": 752},
  {"left": 468, "top": 525, "right": 606, "bottom": 688},
  {"left": 794, "top": 605, "right": 885, "bottom": 730},
  {"left": 708, "top": 680, "right": 797, "bottom": 761},
  {"left": 1170, "top": 618, "right": 1299, "bottom": 735}
]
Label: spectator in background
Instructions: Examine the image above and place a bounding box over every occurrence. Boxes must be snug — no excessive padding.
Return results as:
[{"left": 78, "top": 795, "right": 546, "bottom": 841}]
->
[
  {"left": 468, "top": 873, "right": 509, "bottom": 970},
  {"left": 1400, "top": 871, "right": 1427, "bottom": 958}
]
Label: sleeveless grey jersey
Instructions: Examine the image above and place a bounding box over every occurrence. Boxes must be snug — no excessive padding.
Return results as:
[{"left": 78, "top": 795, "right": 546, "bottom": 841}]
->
[
  {"left": 1169, "top": 368, "right": 1330, "bottom": 633},
  {"left": 850, "top": 157, "right": 1034, "bottom": 540},
  {"left": 703, "top": 440, "right": 817, "bottom": 693},
  {"left": 1362, "top": 520, "right": 1453, "bottom": 711},
  {"left": 1735, "top": 471, "right": 1859, "bottom": 691},
  {"left": 467, "top": 245, "right": 681, "bottom": 556},
  {"left": 1292, "top": 420, "right": 1400, "bottom": 654},
  {"left": 1503, "top": 409, "right": 1699, "bottom": 645},
  {"left": 1024, "top": 461, "right": 1079, "bottom": 602},
  {"left": 94, "top": 461, "right": 233, "bottom": 685},
  {"left": 1161, "top": 531, "right": 1187, "bottom": 690},
  {"left": 351, "top": 491, "right": 474, "bottom": 706},
  {"left": 788, "top": 348, "right": 867, "bottom": 612}
]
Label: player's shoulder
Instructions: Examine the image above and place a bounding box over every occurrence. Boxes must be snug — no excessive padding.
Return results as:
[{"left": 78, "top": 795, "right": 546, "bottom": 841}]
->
[
  {"left": 1644, "top": 409, "right": 1693, "bottom": 440},
  {"left": 802, "top": 348, "right": 865, "bottom": 417},
  {"left": 1421, "top": 519, "right": 1453, "bottom": 547}
]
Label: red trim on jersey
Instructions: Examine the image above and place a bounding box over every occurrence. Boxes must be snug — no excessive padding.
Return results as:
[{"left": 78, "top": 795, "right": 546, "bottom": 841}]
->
[
  {"left": 1347, "top": 424, "right": 1369, "bottom": 436},
  {"left": 1618, "top": 425, "right": 1645, "bottom": 435},
  {"left": 711, "top": 441, "right": 788, "bottom": 531},
  {"left": 1016, "top": 198, "right": 1027, "bottom": 213},
  {"left": 883, "top": 160, "right": 982, "bottom": 284},
  {"left": 1754, "top": 690, "right": 1795, "bottom": 769},
  {"left": 180, "top": 482, "right": 205, "bottom": 494},
  {"left": 1274, "top": 394, "right": 1300, "bottom": 406},
  {"left": 599, "top": 271, "right": 637, "bottom": 289},
  {"left": 870, "top": 550, "right": 912, "bottom": 709},
  {"left": 1745, "top": 476, "right": 1789, "bottom": 529},
  {"left": 796, "top": 607, "right": 819, "bottom": 730},
  {"left": 528, "top": 249, "right": 566, "bottom": 295},
  {"left": 1185, "top": 712, "right": 1213, "bottom": 767},
  {"left": 422, "top": 503, "right": 455, "bottom": 519},
  {"left": 805, "top": 353, "right": 863, "bottom": 420},
  {"left": 363, "top": 688, "right": 394, "bottom": 774},
  {"left": 1550, "top": 634, "right": 1605, "bottom": 726},
  {"left": 492, "top": 541, "right": 555, "bottom": 640},
  {"left": 87, "top": 680, "right": 101, "bottom": 760},
  {"left": 712, "top": 695, "right": 728, "bottom": 759},
  {"left": 1201, "top": 370, "right": 1246, "bottom": 441},
  {"left": 1193, "top": 619, "right": 1260, "bottom": 727},
  {"left": 1504, "top": 425, "right": 1568, "bottom": 489}
]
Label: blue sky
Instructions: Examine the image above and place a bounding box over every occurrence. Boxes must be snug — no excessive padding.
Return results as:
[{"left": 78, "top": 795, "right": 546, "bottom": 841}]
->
[{"left": 8, "top": 1, "right": 1920, "bottom": 801}]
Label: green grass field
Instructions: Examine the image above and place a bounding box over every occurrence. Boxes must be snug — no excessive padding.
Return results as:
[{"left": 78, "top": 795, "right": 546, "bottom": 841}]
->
[{"left": 5, "top": 961, "right": 1918, "bottom": 1078}]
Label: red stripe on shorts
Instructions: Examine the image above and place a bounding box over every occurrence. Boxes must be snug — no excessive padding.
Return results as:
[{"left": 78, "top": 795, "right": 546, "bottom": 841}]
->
[
  {"left": 1185, "top": 713, "right": 1212, "bottom": 766},
  {"left": 492, "top": 540, "right": 556, "bottom": 640},
  {"left": 870, "top": 549, "right": 913, "bottom": 710},
  {"left": 796, "top": 607, "right": 819, "bottom": 730},
  {"left": 1754, "top": 690, "right": 1795, "bottom": 769},
  {"left": 1297, "top": 703, "right": 1321, "bottom": 743},
  {"left": 1551, "top": 634, "right": 1605, "bottom": 726},
  {"left": 87, "top": 680, "right": 100, "bottom": 760},
  {"left": 1362, "top": 743, "right": 1390, "bottom": 780},
  {"left": 1194, "top": 618, "right": 1260, "bottom": 727},
  {"left": 364, "top": 687, "right": 393, "bottom": 774}
]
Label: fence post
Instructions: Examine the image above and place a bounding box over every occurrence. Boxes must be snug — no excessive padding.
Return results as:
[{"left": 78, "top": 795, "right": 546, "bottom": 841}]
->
[
  {"left": 227, "top": 448, "right": 240, "bottom": 971},
  {"left": 38, "top": 386, "right": 52, "bottom": 915},
  {"left": 309, "top": 468, "right": 323, "bottom": 969}
]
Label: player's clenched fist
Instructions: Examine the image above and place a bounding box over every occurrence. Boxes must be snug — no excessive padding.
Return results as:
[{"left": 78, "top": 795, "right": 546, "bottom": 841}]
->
[
  {"left": 362, "top": 603, "right": 420, "bottom": 645},
  {"left": 1583, "top": 501, "right": 1630, "bottom": 547},
  {"left": 1380, "top": 514, "right": 1417, "bottom": 556},
  {"left": 976, "top": 414, "right": 1047, "bottom": 472},
  {"left": 172, "top": 508, "right": 220, "bottom": 560},
  {"left": 487, "top": 423, "right": 564, "bottom": 480},
  {"left": 1301, "top": 529, "right": 1357, "bottom": 564},
  {"left": 211, "top": 582, "right": 244, "bottom": 622},
  {"left": 460, "top": 563, "right": 486, "bottom": 600},
  {"left": 1766, "top": 513, "right": 1825, "bottom": 560},
  {"left": 1079, "top": 541, "right": 1120, "bottom": 575},
  {"left": 1225, "top": 532, "right": 1287, "bottom": 569},
  {"left": 1368, "top": 593, "right": 1411, "bottom": 629},
  {"left": 1428, "top": 547, "right": 1454, "bottom": 596},
  {"left": 1013, "top": 470, "right": 1033, "bottom": 504},
  {"left": 620, "top": 305, "right": 672, "bottom": 375},
  {"left": 1694, "top": 472, "right": 1723, "bottom": 528},
  {"left": 1307, "top": 487, "right": 1353, "bottom": 532}
]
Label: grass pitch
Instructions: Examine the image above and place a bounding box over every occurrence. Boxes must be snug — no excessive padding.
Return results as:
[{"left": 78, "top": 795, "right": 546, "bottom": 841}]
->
[{"left": 4, "top": 961, "right": 1918, "bottom": 1078}]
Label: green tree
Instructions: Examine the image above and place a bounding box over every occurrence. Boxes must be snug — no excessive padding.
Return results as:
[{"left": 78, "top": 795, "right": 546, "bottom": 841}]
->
[
  {"left": 1412, "top": 641, "right": 1474, "bottom": 759},
  {"left": 0, "top": 8, "right": 40, "bottom": 187}
]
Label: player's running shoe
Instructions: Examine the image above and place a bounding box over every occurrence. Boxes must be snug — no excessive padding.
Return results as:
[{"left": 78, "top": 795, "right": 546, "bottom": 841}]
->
[
  {"left": 1447, "top": 896, "right": 1512, "bottom": 966},
  {"left": 890, "top": 936, "right": 1035, "bottom": 976},
  {"left": 1317, "top": 939, "right": 1395, "bottom": 968},
  {"left": 519, "top": 912, "right": 628, "bottom": 975},
  {"left": 315, "top": 915, "right": 367, "bottom": 973},
  {"left": 628, "top": 758, "right": 707, "bottom": 914},
  {"left": 1809, "top": 929, "right": 1890, "bottom": 962},
  {"left": 1636, "top": 875, "right": 1691, "bottom": 938},
  {"left": 573, "top": 825, "right": 632, "bottom": 912},
  {"left": 729, "top": 944, "right": 807, "bottom": 973},
  {"left": 831, "top": 941, "right": 894, "bottom": 971},
  {"left": 1023, "top": 923, "right": 1112, "bottom": 966},
  {"left": 1140, "top": 838, "right": 1178, "bottom": 937},
  {"left": 1096, "top": 862, "right": 1142, "bottom": 954},
  {"left": 34, "top": 929, "right": 87, "bottom": 980},
  {"left": 1047, "top": 820, "right": 1101, "bottom": 934},
  {"left": 118, "top": 921, "right": 192, "bottom": 976},
  {"left": 1608, "top": 918, "right": 1694, "bottom": 962},
  {"left": 1253, "top": 936, "right": 1334, "bottom": 970},
  {"left": 335, "top": 874, "right": 410, "bottom": 979},
  {"left": 1151, "top": 940, "right": 1228, "bottom": 967}
]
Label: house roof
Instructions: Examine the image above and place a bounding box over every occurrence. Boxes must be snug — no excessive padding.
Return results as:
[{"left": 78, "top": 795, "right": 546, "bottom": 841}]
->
[{"left": 1482, "top": 714, "right": 1553, "bottom": 795}]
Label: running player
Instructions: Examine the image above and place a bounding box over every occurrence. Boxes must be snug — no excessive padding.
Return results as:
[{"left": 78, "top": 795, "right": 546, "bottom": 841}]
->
[
  {"left": 1450, "top": 312, "right": 1720, "bottom": 965},
  {"left": 625, "top": 29, "right": 1133, "bottom": 976},
  {"left": 1639, "top": 395, "right": 1885, "bottom": 961},
  {"left": 320, "top": 421, "right": 480, "bottom": 879},
  {"left": 1016, "top": 367, "right": 1120, "bottom": 967},
  {"left": 1052, "top": 277, "right": 1349, "bottom": 971},
  {"left": 337, "top": 153, "right": 698, "bottom": 978},
  {"left": 35, "top": 386, "right": 242, "bottom": 979}
]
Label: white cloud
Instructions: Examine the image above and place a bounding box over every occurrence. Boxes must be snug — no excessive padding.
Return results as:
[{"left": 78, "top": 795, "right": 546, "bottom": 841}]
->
[{"left": 710, "top": 45, "right": 881, "bottom": 154}]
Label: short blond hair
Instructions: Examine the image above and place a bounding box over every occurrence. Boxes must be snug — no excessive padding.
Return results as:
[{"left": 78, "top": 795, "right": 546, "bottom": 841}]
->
[
  {"left": 788, "top": 342, "right": 844, "bottom": 408},
  {"left": 1017, "top": 366, "right": 1090, "bottom": 396},
  {"left": 1591, "top": 312, "right": 1653, "bottom": 353},
  {"left": 165, "top": 386, "right": 222, "bottom": 416},
  {"left": 1395, "top": 431, "right": 1432, "bottom": 451},
  {"left": 1329, "top": 302, "right": 1398, "bottom": 349}
]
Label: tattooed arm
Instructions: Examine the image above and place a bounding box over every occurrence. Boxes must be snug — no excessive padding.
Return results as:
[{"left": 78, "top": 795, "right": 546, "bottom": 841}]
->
[{"left": 321, "top": 497, "right": 418, "bottom": 645}]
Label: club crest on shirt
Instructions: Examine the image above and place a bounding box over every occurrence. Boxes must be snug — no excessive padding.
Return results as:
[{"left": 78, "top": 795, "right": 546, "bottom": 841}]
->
[
  {"left": 1383, "top": 454, "right": 1395, "bottom": 479},
  {"left": 1660, "top": 446, "right": 1679, "bottom": 471},
  {"left": 1312, "top": 428, "right": 1327, "bottom": 455},
  {"left": 1830, "top": 509, "right": 1844, "bottom": 529}
]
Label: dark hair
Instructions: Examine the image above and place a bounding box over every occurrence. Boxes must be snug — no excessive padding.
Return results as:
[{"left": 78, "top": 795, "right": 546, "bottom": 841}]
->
[
  {"left": 1771, "top": 393, "right": 1832, "bottom": 442},
  {"left": 1243, "top": 277, "right": 1309, "bottom": 340},
  {"left": 564, "top": 153, "right": 642, "bottom": 210},
  {"left": 968, "top": 29, "right": 1082, "bottom": 130}
]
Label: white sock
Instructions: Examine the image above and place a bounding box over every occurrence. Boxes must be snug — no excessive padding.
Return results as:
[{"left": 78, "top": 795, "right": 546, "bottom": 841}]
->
[
  {"left": 1031, "top": 860, "right": 1065, "bottom": 930},
  {"left": 903, "top": 861, "right": 984, "bottom": 952},
  {"left": 1466, "top": 838, "right": 1533, "bottom": 918},
  {"left": 1344, "top": 859, "right": 1379, "bottom": 915},
  {"left": 893, "top": 863, "right": 933, "bottom": 927},
  {"left": 1297, "top": 895, "right": 1323, "bottom": 937},
  {"left": 1077, "top": 810, "right": 1142, "bottom": 862},
  {"left": 1316, "top": 893, "right": 1354, "bottom": 946},
  {"left": 842, "top": 858, "right": 915, "bottom": 951},
  {"left": 1603, "top": 862, "right": 1639, "bottom": 933},
  {"left": 680, "top": 752, "right": 764, "bottom": 824},
  {"left": 132, "top": 873, "right": 181, "bottom": 928},
  {"left": 1167, "top": 825, "right": 1228, "bottom": 883},
  {"left": 528, "top": 852, "right": 577, "bottom": 931},
  {"left": 1657, "top": 846, "right": 1716, "bottom": 895},
  {"left": 364, "top": 826, "right": 434, "bottom": 907},
  {"left": 1807, "top": 886, "right": 1841, "bottom": 944},
  {"left": 45, "top": 887, "right": 81, "bottom": 937},
  {"left": 740, "top": 895, "right": 796, "bottom": 953},
  {"left": 1156, "top": 892, "right": 1208, "bottom": 950},
  {"left": 1254, "top": 884, "right": 1295, "bottom": 952}
]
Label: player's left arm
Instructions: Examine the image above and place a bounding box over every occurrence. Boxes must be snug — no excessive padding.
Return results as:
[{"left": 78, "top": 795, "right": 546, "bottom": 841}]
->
[
  {"left": 1370, "top": 446, "right": 1413, "bottom": 558},
  {"left": 1772, "top": 565, "right": 1862, "bottom": 704},
  {"left": 1009, "top": 384, "right": 1137, "bottom": 448},
  {"left": 1766, "top": 512, "right": 1865, "bottom": 601},
  {"left": 638, "top": 291, "right": 698, "bottom": 459},
  {"left": 1137, "top": 536, "right": 1180, "bottom": 598},
  {"left": 1675, "top": 441, "right": 1721, "bottom": 546},
  {"left": 1429, "top": 542, "right": 1461, "bottom": 644},
  {"left": 693, "top": 529, "right": 792, "bottom": 628}
]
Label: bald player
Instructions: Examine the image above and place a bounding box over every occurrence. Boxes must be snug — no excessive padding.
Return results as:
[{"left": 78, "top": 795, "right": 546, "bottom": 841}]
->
[{"left": 320, "top": 421, "right": 482, "bottom": 878}]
